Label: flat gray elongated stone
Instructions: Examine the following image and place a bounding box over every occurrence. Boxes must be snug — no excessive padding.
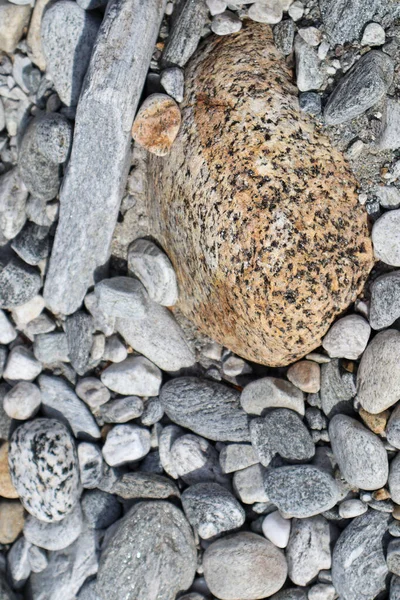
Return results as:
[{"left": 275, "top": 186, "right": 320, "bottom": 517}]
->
[
  {"left": 182, "top": 482, "right": 245, "bottom": 539},
  {"left": 389, "top": 453, "right": 400, "bottom": 504},
  {"left": 203, "top": 532, "right": 287, "bottom": 600},
  {"left": 329, "top": 414, "right": 388, "bottom": 490},
  {"left": 0, "top": 168, "right": 27, "bottom": 240},
  {"left": 29, "top": 525, "right": 98, "bottom": 600},
  {"left": 0, "top": 256, "right": 41, "bottom": 309},
  {"left": 95, "top": 277, "right": 147, "bottom": 319},
  {"left": 65, "top": 311, "right": 94, "bottom": 375},
  {"left": 369, "top": 271, "right": 400, "bottom": 330},
  {"left": 8, "top": 418, "right": 81, "bottom": 523},
  {"left": 320, "top": 358, "right": 356, "bottom": 417},
  {"left": 41, "top": 1, "right": 101, "bottom": 106},
  {"left": 162, "top": 0, "right": 208, "bottom": 68},
  {"left": 357, "top": 329, "right": 400, "bottom": 413},
  {"left": 97, "top": 501, "right": 197, "bottom": 600},
  {"left": 78, "top": 442, "right": 104, "bottom": 489},
  {"left": 332, "top": 510, "right": 390, "bottom": 600},
  {"left": 286, "top": 516, "right": 331, "bottom": 586},
  {"left": 240, "top": 377, "right": 305, "bottom": 416},
  {"left": 111, "top": 472, "right": 180, "bottom": 499},
  {"left": 99, "top": 395, "right": 144, "bottom": 424},
  {"left": 319, "top": 0, "right": 380, "bottom": 45},
  {"left": 378, "top": 98, "right": 400, "bottom": 151},
  {"left": 7, "top": 536, "right": 31, "bottom": 589},
  {"left": 24, "top": 504, "right": 83, "bottom": 551},
  {"left": 250, "top": 409, "right": 315, "bottom": 466},
  {"left": 295, "top": 35, "right": 324, "bottom": 92},
  {"left": 44, "top": 0, "right": 168, "bottom": 316},
  {"left": 324, "top": 51, "right": 394, "bottom": 125},
  {"left": 160, "top": 377, "right": 250, "bottom": 442},
  {"left": 39, "top": 374, "right": 101, "bottom": 441},
  {"left": 387, "top": 406, "right": 400, "bottom": 451},
  {"left": 388, "top": 539, "right": 400, "bottom": 576},
  {"left": 264, "top": 465, "right": 339, "bottom": 518}
]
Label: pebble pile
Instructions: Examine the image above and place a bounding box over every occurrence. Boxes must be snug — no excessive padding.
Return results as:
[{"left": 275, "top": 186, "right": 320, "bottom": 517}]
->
[{"left": 1, "top": 0, "right": 400, "bottom": 600}]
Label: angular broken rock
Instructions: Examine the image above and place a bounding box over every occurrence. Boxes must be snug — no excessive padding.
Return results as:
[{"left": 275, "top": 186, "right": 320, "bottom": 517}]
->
[
  {"left": 160, "top": 377, "right": 250, "bottom": 442},
  {"left": 332, "top": 510, "right": 390, "bottom": 600},
  {"left": 149, "top": 22, "right": 373, "bottom": 367},
  {"left": 324, "top": 50, "right": 394, "bottom": 125},
  {"left": 44, "top": 0, "right": 168, "bottom": 315},
  {"left": 132, "top": 94, "right": 182, "bottom": 156},
  {"left": 97, "top": 501, "right": 197, "bottom": 600}
]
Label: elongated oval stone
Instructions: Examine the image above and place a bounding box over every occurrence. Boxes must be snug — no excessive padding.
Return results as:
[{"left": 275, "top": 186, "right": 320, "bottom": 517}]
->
[{"left": 148, "top": 21, "right": 374, "bottom": 367}]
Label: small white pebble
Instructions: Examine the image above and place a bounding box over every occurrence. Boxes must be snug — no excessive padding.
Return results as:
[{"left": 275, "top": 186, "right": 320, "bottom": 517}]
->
[
  {"left": 358, "top": 193, "right": 368, "bottom": 205},
  {"left": 165, "top": 2, "right": 174, "bottom": 15},
  {"left": 3, "top": 381, "right": 41, "bottom": 420},
  {"left": 361, "top": 22, "right": 385, "bottom": 47},
  {"left": 339, "top": 499, "right": 368, "bottom": 519},
  {"left": 288, "top": 0, "right": 303, "bottom": 21},
  {"left": 211, "top": 10, "right": 242, "bottom": 35},
  {"left": 318, "top": 40, "right": 330, "bottom": 60},
  {"left": 248, "top": 1, "right": 283, "bottom": 24},
  {"left": 298, "top": 26, "right": 322, "bottom": 46},
  {"left": 326, "top": 66, "right": 336, "bottom": 75},
  {"left": 345, "top": 139, "right": 365, "bottom": 160},
  {"left": 262, "top": 511, "right": 291, "bottom": 548}
]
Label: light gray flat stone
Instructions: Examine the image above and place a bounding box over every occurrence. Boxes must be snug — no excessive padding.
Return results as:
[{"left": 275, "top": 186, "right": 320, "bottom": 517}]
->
[
  {"left": 162, "top": 0, "right": 208, "bottom": 67},
  {"left": 322, "top": 315, "right": 370, "bottom": 359},
  {"left": 24, "top": 504, "right": 83, "bottom": 551},
  {"left": 102, "top": 424, "right": 151, "bottom": 466},
  {"left": 286, "top": 516, "right": 331, "bottom": 586},
  {"left": 101, "top": 356, "right": 162, "bottom": 397},
  {"left": 241, "top": 377, "right": 305, "bottom": 416}
]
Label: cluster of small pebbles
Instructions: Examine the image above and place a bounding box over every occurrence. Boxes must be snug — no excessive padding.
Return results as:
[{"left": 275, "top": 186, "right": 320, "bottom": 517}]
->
[{"left": 1, "top": 1, "right": 400, "bottom": 600}]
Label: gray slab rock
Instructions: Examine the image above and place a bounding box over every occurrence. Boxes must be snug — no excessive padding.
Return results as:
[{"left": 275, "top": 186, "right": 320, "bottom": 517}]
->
[
  {"left": 101, "top": 356, "right": 162, "bottom": 397},
  {"left": 141, "top": 397, "right": 164, "bottom": 426},
  {"left": 24, "top": 504, "right": 83, "bottom": 551},
  {"left": 33, "top": 332, "right": 70, "bottom": 364},
  {"left": 287, "top": 516, "right": 331, "bottom": 586},
  {"left": 29, "top": 525, "right": 99, "bottom": 600},
  {"left": 127, "top": 239, "right": 179, "bottom": 305},
  {"left": 78, "top": 442, "right": 104, "bottom": 489},
  {"left": 98, "top": 395, "right": 143, "bottom": 424},
  {"left": 162, "top": 0, "right": 209, "bottom": 68},
  {"left": 84, "top": 293, "right": 115, "bottom": 336},
  {"left": 329, "top": 414, "right": 388, "bottom": 490},
  {"left": 160, "top": 67, "right": 185, "bottom": 103},
  {"left": 319, "top": 0, "right": 380, "bottom": 45},
  {"left": 81, "top": 489, "right": 121, "bottom": 529},
  {"left": 295, "top": 35, "right": 324, "bottom": 92},
  {"left": 388, "top": 406, "right": 400, "bottom": 451},
  {"left": 111, "top": 472, "right": 180, "bottom": 499},
  {"left": 219, "top": 443, "right": 258, "bottom": 473},
  {"left": 182, "top": 482, "right": 245, "bottom": 539},
  {"left": 370, "top": 271, "right": 400, "bottom": 330},
  {"left": 378, "top": 98, "right": 400, "bottom": 150},
  {"left": 77, "top": 579, "right": 101, "bottom": 600},
  {"left": 0, "top": 310, "right": 16, "bottom": 345},
  {"left": 97, "top": 501, "right": 197, "bottom": 600},
  {"left": 95, "top": 277, "right": 147, "bottom": 319},
  {"left": 39, "top": 374, "right": 100, "bottom": 441},
  {"left": 0, "top": 256, "right": 41, "bottom": 309},
  {"left": 8, "top": 418, "right": 81, "bottom": 523},
  {"left": 44, "top": 0, "right": 168, "bottom": 315},
  {"left": 320, "top": 358, "right": 356, "bottom": 417},
  {"left": 389, "top": 453, "right": 400, "bottom": 504},
  {"left": 357, "top": 329, "right": 400, "bottom": 413},
  {"left": 264, "top": 465, "right": 339, "bottom": 518},
  {"left": 250, "top": 408, "right": 314, "bottom": 466},
  {"left": 0, "top": 383, "right": 12, "bottom": 441},
  {"left": 241, "top": 376, "right": 305, "bottom": 416},
  {"left": 0, "top": 168, "right": 27, "bottom": 241},
  {"left": 203, "top": 532, "right": 287, "bottom": 600},
  {"left": 76, "top": 378, "right": 110, "bottom": 409},
  {"left": 160, "top": 377, "right": 250, "bottom": 442},
  {"left": 41, "top": 1, "right": 101, "bottom": 107},
  {"left": 324, "top": 50, "right": 394, "bottom": 125},
  {"left": 332, "top": 510, "right": 390, "bottom": 600}
]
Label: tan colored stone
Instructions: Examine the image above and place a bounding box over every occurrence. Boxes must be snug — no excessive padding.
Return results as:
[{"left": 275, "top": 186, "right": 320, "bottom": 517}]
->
[
  {"left": 0, "top": 443, "right": 18, "bottom": 499},
  {"left": 27, "top": 0, "right": 53, "bottom": 71},
  {"left": 359, "top": 407, "right": 390, "bottom": 436},
  {"left": 148, "top": 22, "right": 374, "bottom": 367},
  {"left": 132, "top": 93, "right": 181, "bottom": 157},
  {"left": 0, "top": 0, "right": 31, "bottom": 54},
  {"left": 372, "top": 488, "right": 391, "bottom": 501},
  {"left": 0, "top": 500, "right": 24, "bottom": 544},
  {"left": 287, "top": 360, "right": 320, "bottom": 393}
]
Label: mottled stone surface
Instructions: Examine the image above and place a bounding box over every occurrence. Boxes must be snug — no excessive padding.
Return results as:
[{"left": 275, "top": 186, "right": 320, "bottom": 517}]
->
[{"left": 149, "top": 22, "right": 373, "bottom": 367}]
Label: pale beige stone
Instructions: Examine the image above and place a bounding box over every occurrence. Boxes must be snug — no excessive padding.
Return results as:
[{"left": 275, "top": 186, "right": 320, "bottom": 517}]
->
[
  {"left": 287, "top": 360, "right": 320, "bottom": 393},
  {"left": 0, "top": 0, "right": 31, "bottom": 54},
  {"left": 27, "top": 0, "right": 52, "bottom": 71},
  {"left": 0, "top": 443, "right": 18, "bottom": 499},
  {"left": 0, "top": 500, "right": 24, "bottom": 543}
]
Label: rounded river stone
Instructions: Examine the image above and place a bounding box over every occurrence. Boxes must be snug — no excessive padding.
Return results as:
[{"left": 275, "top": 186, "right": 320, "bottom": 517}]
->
[
  {"left": 96, "top": 501, "right": 197, "bottom": 600},
  {"left": 148, "top": 22, "right": 373, "bottom": 367},
  {"left": 8, "top": 418, "right": 81, "bottom": 523},
  {"left": 203, "top": 531, "right": 287, "bottom": 599}
]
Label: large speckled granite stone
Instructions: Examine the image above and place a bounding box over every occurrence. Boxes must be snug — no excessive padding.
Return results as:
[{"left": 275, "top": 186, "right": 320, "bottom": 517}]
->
[{"left": 148, "top": 22, "right": 374, "bottom": 367}]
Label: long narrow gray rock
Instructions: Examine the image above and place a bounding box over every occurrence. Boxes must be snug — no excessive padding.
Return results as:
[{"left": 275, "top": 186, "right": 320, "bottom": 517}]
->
[{"left": 44, "top": 0, "right": 168, "bottom": 315}]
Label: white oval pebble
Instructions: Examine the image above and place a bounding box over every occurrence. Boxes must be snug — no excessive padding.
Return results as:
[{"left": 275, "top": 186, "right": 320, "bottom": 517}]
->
[
  {"left": 322, "top": 315, "right": 371, "bottom": 360},
  {"left": 3, "top": 381, "right": 41, "bottom": 420},
  {"left": 338, "top": 499, "right": 368, "bottom": 519},
  {"left": 262, "top": 511, "right": 291, "bottom": 548},
  {"left": 211, "top": 10, "right": 242, "bottom": 35},
  {"left": 248, "top": 1, "right": 283, "bottom": 24}
]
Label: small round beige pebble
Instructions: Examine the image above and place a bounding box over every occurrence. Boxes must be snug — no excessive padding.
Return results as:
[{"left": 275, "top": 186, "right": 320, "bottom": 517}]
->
[
  {"left": 0, "top": 500, "right": 25, "bottom": 543},
  {"left": 132, "top": 93, "right": 181, "bottom": 157},
  {"left": 0, "top": 443, "right": 19, "bottom": 499},
  {"left": 287, "top": 360, "right": 320, "bottom": 393}
]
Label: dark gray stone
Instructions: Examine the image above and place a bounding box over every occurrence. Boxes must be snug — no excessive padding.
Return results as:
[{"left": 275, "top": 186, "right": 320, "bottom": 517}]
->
[
  {"left": 141, "top": 397, "right": 164, "bottom": 426},
  {"left": 160, "top": 377, "right": 250, "bottom": 442},
  {"left": 43, "top": 0, "right": 168, "bottom": 315},
  {"left": 181, "top": 482, "right": 245, "bottom": 539},
  {"left": 329, "top": 414, "right": 388, "bottom": 490},
  {"left": 273, "top": 19, "right": 295, "bottom": 55},
  {"left": 139, "top": 450, "right": 164, "bottom": 474},
  {"left": 97, "top": 502, "right": 197, "bottom": 600},
  {"left": 250, "top": 409, "right": 315, "bottom": 466},
  {"left": 319, "top": 0, "right": 380, "bottom": 45},
  {"left": 8, "top": 418, "right": 81, "bottom": 523},
  {"left": 110, "top": 472, "right": 180, "bottom": 499},
  {"left": 331, "top": 510, "right": 390, "bottom": 600},
  {"left": 0, "top": 571, "right": 17, "bottom": 599},
  {"left": 264, "top": 465, "right": 339, "bottom": 518},
  {"left": 324, "top": 51, "right": 394, "bottom": 125},
  {"left": 11, "top": 222, "right": 50, "bottom": 266},
  {"left": 391, "top": 575, "right": 400, "bottom": 600},
  {"left": 162, "top": 0, "right": 209, "bottom": 68},
  {"left": 369, "top": 270, "right": 400, "bottom": 330},
  {"left": 320, "top": 359, "right": 356, "bottom": 417},
  {"left": 270, "top": 590, "right": 308, "bottom": 600},
  {"left": 81, "top": 489, "right": 121, "bottom": 529},
  {"left": 0, "top": 383, "right": 12, "bottom": 441},
  {"left": 299, "top": 92, "right": 322, "bottom": 115},
  {"left": 0, "top": 256, "right": 41, "bottom": 309},
  {"left": 388, "top": 538, "right": 400, "bottom": 576},
  {"left": 39, "top": 374, "right": 101, "bottom": 441},
  {"left": 77, "top": 579, "right": 101, "bottom": 600},
  {"left": 65, "top": 311, "right": 94, "bottom": 375}
]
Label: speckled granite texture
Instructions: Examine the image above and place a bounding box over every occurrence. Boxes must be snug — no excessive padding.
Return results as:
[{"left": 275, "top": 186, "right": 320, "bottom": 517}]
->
[{"left": 149, "top": 22, "right": 374, "bottom": 367}]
